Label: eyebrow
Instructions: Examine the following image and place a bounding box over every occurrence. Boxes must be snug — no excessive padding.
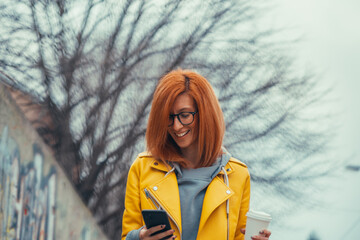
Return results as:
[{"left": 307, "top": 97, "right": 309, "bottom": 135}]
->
[{"left": 171, "top": 107, "right": 195, "bottom": 114}]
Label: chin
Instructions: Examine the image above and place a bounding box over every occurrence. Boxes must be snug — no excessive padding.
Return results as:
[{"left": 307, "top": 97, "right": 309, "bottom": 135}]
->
[{"left": 175, "top": 141, "right": 190, "bottom": 149}]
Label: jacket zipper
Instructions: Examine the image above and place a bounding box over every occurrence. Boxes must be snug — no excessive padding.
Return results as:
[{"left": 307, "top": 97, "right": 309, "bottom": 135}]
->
[{"left": 144, "top": 188, "right": 182, "bottom": 240}]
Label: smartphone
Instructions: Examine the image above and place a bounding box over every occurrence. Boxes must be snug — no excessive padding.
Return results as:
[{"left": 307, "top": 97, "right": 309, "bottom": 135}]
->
[{"left": 141, "top": 209, "right": 173, "bottom": 239}]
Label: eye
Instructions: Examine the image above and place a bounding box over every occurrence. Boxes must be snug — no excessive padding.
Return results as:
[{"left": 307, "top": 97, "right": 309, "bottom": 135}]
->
[{"left": 180, "top": 112, "right": 191, "bottom": 119}]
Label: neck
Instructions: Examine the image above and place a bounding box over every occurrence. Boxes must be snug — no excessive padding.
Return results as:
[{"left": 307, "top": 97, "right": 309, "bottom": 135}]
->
[{"left": 181, "top": 144, "right": 199, "bottom": 168}]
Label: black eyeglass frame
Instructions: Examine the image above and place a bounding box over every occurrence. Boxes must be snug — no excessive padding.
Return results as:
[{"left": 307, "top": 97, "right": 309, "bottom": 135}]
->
[{"left": 168, "top": 111, "right": 198, "bottom": 126}]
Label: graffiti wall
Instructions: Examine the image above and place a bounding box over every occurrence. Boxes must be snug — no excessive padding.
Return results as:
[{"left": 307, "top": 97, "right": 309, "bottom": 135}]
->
[{"left": 0, "top": 84, "right": 107, "bottom": 240}]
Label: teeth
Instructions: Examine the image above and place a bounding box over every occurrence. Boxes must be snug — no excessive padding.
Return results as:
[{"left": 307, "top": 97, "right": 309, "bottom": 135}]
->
[{"left": 176, "top": 131, "right": 188, "bottom": 137}]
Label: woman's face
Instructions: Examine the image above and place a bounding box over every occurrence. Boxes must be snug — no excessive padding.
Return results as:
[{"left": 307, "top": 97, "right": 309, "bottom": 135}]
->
[{"left": 168, "top": 93, "right": 198, "bottom": 152}]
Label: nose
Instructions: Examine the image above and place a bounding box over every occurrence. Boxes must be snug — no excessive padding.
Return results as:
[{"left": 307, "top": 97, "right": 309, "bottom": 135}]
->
[{"left": 172, "top": 116, "right": 183, "bottom": 131}]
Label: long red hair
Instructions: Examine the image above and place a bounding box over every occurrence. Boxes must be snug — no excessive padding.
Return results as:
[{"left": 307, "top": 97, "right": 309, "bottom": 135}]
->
[{"left": 146, "top": 69, "right": 225, "bottom": 167}]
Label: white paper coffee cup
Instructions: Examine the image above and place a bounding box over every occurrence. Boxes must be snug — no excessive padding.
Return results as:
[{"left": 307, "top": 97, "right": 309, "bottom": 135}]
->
[{"left": 244, "top": 210, "right": 272, "bottom": 240}]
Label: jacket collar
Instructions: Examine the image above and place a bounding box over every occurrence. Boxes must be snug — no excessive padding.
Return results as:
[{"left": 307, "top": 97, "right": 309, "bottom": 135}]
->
[
  {"left": 217, "top": 161, "right": 235, "bottom": 175},
  {"left": 150, "top": 159, "right": 236, "bottom": 176},
  {"left": 150, "top": 159, "right": 172, "bottom": 172}
]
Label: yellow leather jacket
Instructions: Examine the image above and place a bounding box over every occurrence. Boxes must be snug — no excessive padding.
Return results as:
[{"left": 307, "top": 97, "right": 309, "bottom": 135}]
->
[{"left": 121, "top": 152, "right": 250, "bottom": 240}]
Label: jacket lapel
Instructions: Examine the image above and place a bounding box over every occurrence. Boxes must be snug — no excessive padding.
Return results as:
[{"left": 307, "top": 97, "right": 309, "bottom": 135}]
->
[
  {"left": 198, "top": 172, "right": 234, "bottom": 234},
  {"left": 146, "top": 160, "right": 182, "bottom": 233}
]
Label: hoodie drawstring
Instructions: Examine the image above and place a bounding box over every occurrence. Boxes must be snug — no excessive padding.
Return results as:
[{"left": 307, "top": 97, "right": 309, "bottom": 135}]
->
[{"left": 165, "top": 166, "right": 176, "bottom": 177}]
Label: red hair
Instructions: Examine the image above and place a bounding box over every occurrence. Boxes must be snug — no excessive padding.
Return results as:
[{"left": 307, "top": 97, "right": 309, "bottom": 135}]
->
[{"left": 146, "top": 69, "right": 225, "bottom": 167}]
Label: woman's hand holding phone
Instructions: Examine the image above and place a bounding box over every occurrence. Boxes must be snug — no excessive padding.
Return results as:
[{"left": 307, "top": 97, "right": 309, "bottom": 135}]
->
[
  {"left": 139, "top": 226, "right": 175, "bottom": 240},
  {"left": 140, "top": 210, "right": 175, "bottom": 240}
]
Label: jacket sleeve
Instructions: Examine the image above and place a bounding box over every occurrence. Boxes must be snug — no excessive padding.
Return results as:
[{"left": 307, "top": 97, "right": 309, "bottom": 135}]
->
[
  {"left": 234, "top": 170, "right": 250, "bottom": 240},
  {"left": 125, "top": 227, "right": 144, "bottom": 240},
  {"left": 121, "top": 158, "right": 144, "bottom": 240}
]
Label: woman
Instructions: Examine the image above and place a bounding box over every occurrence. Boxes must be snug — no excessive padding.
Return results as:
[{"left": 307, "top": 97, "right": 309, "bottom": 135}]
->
[{"left": 121, "top": 69, "right": 271, "bottom": 240}]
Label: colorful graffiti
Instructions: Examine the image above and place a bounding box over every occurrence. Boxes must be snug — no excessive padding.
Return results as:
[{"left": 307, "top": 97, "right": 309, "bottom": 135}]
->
[{"left": 0, "top": 126, "right": 57, "bottom": 240}]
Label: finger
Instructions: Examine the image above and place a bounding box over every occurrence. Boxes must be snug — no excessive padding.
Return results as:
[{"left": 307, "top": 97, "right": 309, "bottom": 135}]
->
[
  {"left": 240, "top": 228, "right": 246, "bottom": 234},
  {"left": 251, "top": 236, "right": 268, "bottom": 240},
  {"left": 264, "top": 229, "right": 271, "bottom": 237},
  {"left": 259, "top": 229, "right": 271, "bottom": 237},
  {"left": 258, "top": 230, "right": 266, "bottom": 237},
  {"left": 147, "top": 225, "right": 166, "bottom": 235},
  {"left": 153, "top": 229, "right": 175, "bottom": 240}
]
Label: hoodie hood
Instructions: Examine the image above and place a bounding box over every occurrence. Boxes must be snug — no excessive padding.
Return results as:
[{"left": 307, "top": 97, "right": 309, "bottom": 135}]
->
[{"left": 171, "top": 147, "right": 231, "bottom": 180}]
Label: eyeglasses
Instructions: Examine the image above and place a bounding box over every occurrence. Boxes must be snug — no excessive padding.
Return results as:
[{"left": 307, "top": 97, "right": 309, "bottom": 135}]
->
[{"left": 168, "top": 111, "right": 198, "bottom": 126}]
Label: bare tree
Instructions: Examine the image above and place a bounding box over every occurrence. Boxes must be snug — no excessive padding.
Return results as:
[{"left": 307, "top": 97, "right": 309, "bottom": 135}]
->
[{"left": 0, "top": 0, "right": 333, "bottom": 238}]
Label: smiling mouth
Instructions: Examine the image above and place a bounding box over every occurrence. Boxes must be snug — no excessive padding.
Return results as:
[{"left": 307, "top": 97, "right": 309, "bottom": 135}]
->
[{"left": 175, "top": 130, "right": 190, "bottom": 137}]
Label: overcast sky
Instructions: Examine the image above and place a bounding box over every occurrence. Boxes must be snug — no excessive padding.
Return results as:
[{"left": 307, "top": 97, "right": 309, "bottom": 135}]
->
[{"left": 266, "top": 0, "right": 360, "bottom": 239}]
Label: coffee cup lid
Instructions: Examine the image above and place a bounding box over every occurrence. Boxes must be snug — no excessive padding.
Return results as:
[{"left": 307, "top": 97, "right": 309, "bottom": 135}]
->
[{"left": 246, "top": 209, "right": 272, "bottom": 221}]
